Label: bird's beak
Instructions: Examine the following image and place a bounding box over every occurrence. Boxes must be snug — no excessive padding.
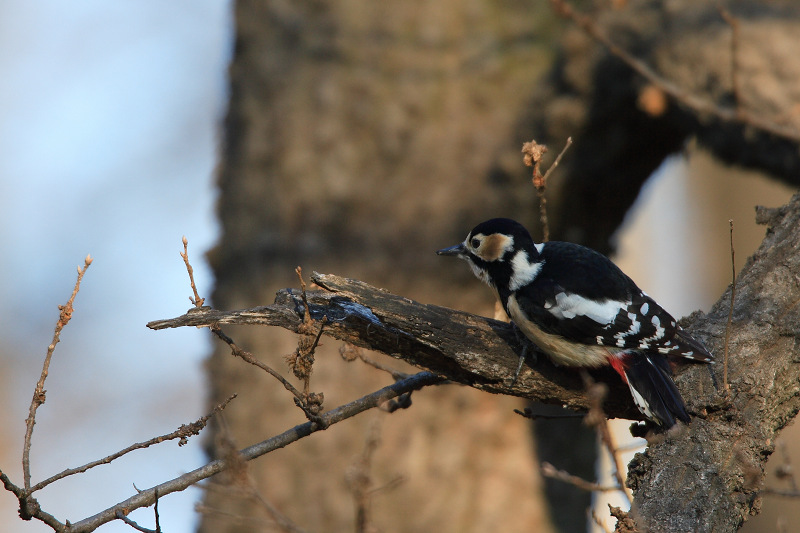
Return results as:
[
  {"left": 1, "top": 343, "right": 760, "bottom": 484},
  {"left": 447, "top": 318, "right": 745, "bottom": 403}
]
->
[{"left": 436, "top": 243, "right": 466, "bottom": 257}]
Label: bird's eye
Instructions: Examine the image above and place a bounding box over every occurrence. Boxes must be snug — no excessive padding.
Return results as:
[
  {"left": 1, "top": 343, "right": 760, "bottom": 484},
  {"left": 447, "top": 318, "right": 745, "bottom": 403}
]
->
[{"left": 470, "top": 238, "right": 481, "bottom": 249}]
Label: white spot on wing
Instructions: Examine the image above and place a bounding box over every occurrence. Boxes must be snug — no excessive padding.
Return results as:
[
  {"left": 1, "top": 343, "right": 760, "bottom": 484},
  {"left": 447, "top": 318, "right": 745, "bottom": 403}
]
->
[
  {"left": 548, "top": 292, "right": 626, "bottom": 325},
  {"left": 534, "top": 242, "right": 545, "bottom": 254},
  {"left": 614, "top": 312, "right": 641, "bottom": 346},
  {"left": 640, "top": 302, "right": 649, "bottom": 315},
  {"left": 509, "top": 250, "right": 543, "bottom": 291}
]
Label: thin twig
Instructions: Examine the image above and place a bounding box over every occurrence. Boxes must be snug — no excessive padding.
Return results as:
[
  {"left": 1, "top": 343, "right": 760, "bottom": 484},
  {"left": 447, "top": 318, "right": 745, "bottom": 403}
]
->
[
  {"left": 540, "top": 461, "right": 621, "bottom": 493},
  {"left": 28, "top": 395, "right": 236, "bottom": 494},
  {"left": 724, "top": 219, "right": 735, "bottom": 392},
  {"left": 295, "top": 266, "right": 313, "bottom": 329},
  {"left": 199, "top": 479, "right": 309, "bottom": 533},
  {"left": 205, "top": 415, "right": 310, "bottom": 533},
  {"left": 541, "top": 136, "right": 573, "bottom": 184},
  {"left": 347, "top": 420, "right": 383, "bottom": 533},
  {"left": 596, "top": 414, "right": 633, "bottom": 504},
  {"left": 513, "top": 407, "right": 584, "bottom": 420},
  {"left": 180, "top": 236, "right": 205, "bottom": 308},
  {"left": 523, "top": 140, "right": 550, "bottom": 242},
  {"left": 290, "top": 266, "right": 326, "bottom": 413},
  {"left": 341, "top": 344, "right": 414, "bottom": 381},
  {"left": 762, "top": 487, "right": 800, "bottom": 498},
  {"left": 548, "top": 0, "right": 800, "bottom": 143},
  {"left": 582, "top": 375, "right": 634, "bottom": 504},
  {"left": 522, "top": 137, "right": 573, "bottom": 243},
  {"left": 115, "top": 509, "right": 158, "bottom": 533},
  {"left": 65, "top": 371, "right": 444, "bottom": 533},
  {"left": 23, "top": 254, "right": 92, "bottom": 491},
  {"left": 154, "top": 487, "right": 161, "bottom": 533},
  {"left": 249, "top": 486, "right": 310, "bottom": 533},
  {"left": 715, "top": 1, "right": 741, "bottom": 109},
  {"left": 210, "top": 326, "right": 307, "bottom": 405}
]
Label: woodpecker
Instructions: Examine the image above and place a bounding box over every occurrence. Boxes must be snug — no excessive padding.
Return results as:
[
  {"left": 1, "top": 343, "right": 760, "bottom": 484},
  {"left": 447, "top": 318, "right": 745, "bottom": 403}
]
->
[{"left": 437, "top": 218, "right": 712, "bottom": 428}]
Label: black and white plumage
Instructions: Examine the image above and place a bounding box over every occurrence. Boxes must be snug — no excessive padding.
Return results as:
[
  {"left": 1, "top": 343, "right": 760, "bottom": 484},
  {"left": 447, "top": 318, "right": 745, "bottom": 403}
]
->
[{"left": 437, "top": 218, "right": 712, "bottom": 428}]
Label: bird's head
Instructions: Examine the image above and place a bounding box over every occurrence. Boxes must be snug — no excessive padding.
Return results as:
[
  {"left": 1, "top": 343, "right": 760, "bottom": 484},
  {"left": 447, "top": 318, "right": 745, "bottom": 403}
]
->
[{"left": 437, "top": 218, "right": 540, "bottom": 290}]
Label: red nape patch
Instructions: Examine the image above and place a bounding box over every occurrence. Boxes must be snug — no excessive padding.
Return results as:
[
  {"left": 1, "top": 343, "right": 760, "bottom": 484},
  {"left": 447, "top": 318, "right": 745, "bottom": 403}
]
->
[{"left": 607, "top": 354, "right": 630, "bottom": 383}]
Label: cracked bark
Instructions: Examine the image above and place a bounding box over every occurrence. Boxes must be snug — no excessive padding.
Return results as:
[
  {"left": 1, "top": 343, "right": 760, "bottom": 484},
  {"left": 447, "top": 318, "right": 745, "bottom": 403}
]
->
[{"left": 151, "top": 194, "right": 800, "bottom": 532}]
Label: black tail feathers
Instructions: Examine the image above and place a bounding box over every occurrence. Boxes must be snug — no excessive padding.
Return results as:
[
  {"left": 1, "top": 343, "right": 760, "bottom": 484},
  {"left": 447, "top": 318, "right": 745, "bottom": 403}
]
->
[{"left": 624, "top": 355, "right": 690, "bottom": 428}]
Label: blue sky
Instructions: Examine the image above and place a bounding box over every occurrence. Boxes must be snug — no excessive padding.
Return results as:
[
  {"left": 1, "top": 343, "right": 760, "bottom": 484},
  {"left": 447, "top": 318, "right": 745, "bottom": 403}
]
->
[{"left": 0, "top": 2, "right": 230, "bottom": 532}]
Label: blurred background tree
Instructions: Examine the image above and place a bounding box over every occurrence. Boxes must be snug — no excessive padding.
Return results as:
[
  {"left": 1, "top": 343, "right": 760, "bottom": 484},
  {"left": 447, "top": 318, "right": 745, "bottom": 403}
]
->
[{"left": 201, "top": 1, "right": 799, "bottom": 532}]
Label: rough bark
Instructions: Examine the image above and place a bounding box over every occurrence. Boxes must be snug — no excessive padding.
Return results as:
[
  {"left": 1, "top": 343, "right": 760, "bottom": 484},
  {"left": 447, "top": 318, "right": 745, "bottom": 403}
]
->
[
  {"left": 155, "top": 192, "right": 800, "bottom": 532},
  {"left": 623, "top": 195, "right": 800, "bottom": 532}
]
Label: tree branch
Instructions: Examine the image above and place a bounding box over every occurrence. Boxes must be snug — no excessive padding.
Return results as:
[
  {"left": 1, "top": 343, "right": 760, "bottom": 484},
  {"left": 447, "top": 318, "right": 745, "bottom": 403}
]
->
[
  {"left": 149, "top": 274, "right": 653, "bottom": 421},
  {"left": 65, "top": 371, "right": 442, "bottom": 533}
]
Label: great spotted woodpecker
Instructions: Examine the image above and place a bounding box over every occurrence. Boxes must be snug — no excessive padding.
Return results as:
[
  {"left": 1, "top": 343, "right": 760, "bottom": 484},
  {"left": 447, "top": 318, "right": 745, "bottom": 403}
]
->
[{"left": 437, "top": 218, "right": 712, "bottom": 428}]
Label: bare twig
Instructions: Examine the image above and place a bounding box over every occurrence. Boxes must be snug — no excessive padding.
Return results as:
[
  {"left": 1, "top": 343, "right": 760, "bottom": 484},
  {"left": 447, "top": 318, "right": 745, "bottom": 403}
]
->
[
  {"left": 115, "top": 509, "right": 157, "bottom": 533},
  {"left": 540, "top": 461, "right": 621, "bottom": 493},
  {"left": 210, "top": 326, "right": 304, "bottom": 403},
  {"left": 198, "top": 478, "right": 310, "bottom": 533},
  {"left": 724, "top": 219, "right": 735, "bottom": 392},
  {"left": 548, "top": 0, "right": 800, "bottom": 143},
  {"left": 154, "top": 488, "right": 161, "bottom": 533},
  {"left": 295, "top": 266, "right": 313, "bottom": 329},
  {"left": 211, "top": 324, "right": 325, "bottom": 424},
  {"left": 715, "top": 1, "right": 741, "bottom": 109},
  {"left": 541, "top": 136, "right": 573, "bottom": 184},
  {"left": 513, "top": 407, "right": 583, "bottom": 420},
  {"left": 249, "top": 486, "right": 310, "bottom": 533},
  {"left": 583, "top": 376, "right": 634, "bottom": 504},
  {"left": 23, "top": 254, "right": 92, "bottom": 491},
  {"left": 522, "top": 140, "right": 550, "bottom": 242},
  {"left": 65, "top": 371, "right": 444, "bottom": 533},
  {"left": 341, "top": 343, "right": 414, "bottom": 381},
  {"left": 762, "top": 487, "right": 800, "bottom": 498},
  {"left": 180, "top": 236, "right": 205, "bottom": 307},
  {"left": 346, "top": 420, "right": 383, "bottom": 533},
  {"left": 28, "top": 395, "right": 236, "bottom": 494},
  {"left": 1, "top": 467, "right": 66, "bottom": 531},
  {"left": 285, "top": 266, "right": 327, "bottom": 416},
  {"left": 522, "top": 137, "right": 572, "bottom": 243},
  {"left": 208, "top": 413, "right": 310, "bottom": 533}
]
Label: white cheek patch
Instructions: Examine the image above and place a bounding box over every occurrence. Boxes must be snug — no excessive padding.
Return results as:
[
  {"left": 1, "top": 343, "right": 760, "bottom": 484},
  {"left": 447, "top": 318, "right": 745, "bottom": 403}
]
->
[
  {"left": 548, "top": 292, "right": 626, "bottom": 325},
  {"left": 509, "top": 250, "right": 543, "bottom": 291}
]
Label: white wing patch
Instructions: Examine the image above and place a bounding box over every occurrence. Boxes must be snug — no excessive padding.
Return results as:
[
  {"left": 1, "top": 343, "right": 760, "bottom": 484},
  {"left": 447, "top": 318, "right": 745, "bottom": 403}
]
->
[
  {"left": 509, "top": 250, "right": 543, "bottom": 291},
  {"left": 548, "top": 291, "right": 627, "bottom": 325}
]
